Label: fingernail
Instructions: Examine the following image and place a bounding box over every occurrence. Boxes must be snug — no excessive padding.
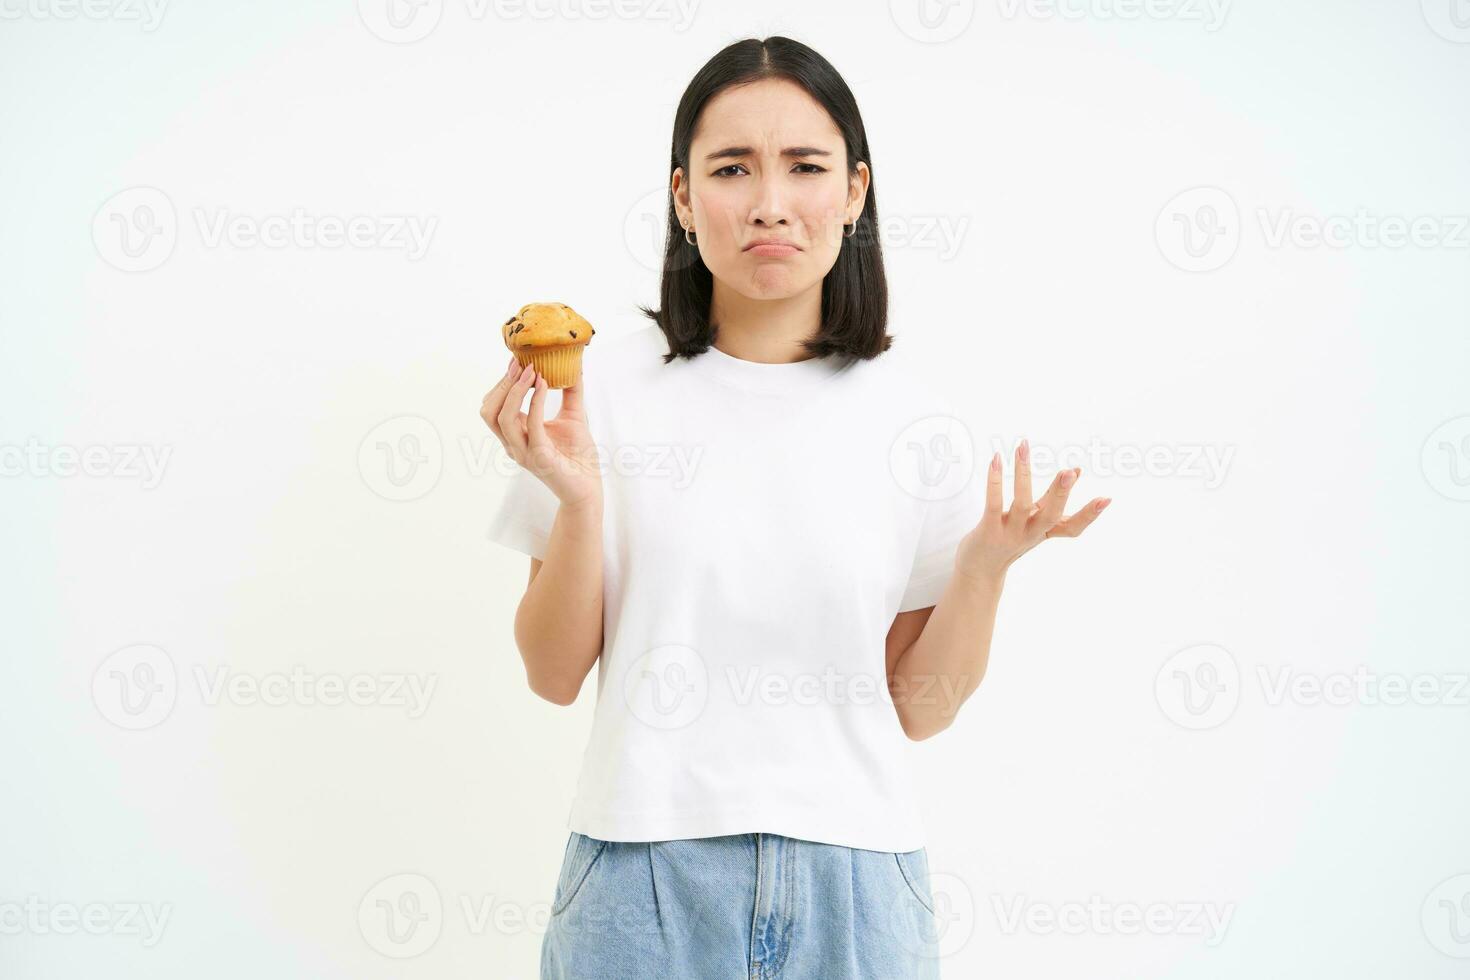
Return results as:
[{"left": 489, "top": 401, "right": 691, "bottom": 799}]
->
[
  {"left": 991, "top": 451, "right": 1001, "bottom": 472},
  {"left": 506, "top": 358, "right": 518, "bottom": 378},
  {"left": 1097, "top": 498, "right": 1111, "bottom": 511},
  {"left": 519, "top": 363, "right": 533, "bottom": 381},
  {"left": 1019, "top": 439, "right": 1029, "bottom": 462},
  {"left": 1061, "top": 469, "right": 1075, "bottom": 487}
]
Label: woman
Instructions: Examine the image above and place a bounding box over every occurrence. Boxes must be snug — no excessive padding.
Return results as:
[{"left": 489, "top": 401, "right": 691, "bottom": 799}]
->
[{"left": 480, "top": 36, "right": 1108, "bottom": 979}]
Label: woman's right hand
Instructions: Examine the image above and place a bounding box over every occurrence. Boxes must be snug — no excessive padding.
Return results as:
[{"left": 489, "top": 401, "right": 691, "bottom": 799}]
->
[{"left": 481, "top": 355, "right": 601, "bottom": 510}]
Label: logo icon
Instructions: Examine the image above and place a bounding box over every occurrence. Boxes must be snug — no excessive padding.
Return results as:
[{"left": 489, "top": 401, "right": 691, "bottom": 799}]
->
[
  {"left": 890, "top": 414, "right": 975, "bottom": 501},
  {"left": 890, "top": 0, "right": 976, "bottom": 43},
  {"left": 1155, "top": 643, "right": 1240, "bottom": 730},
  {"left": 93, "top": 187, "right": 177, "bottom": 272},
  {"left": 357, "top": 0, "right": 444, "bottom": 43},
  {"left": 92, "top": 644, "right": 178, "bottom": 730},
  {"left": 886, "top": 866, "right": 976, "bottom": 958},
  {"left": 358, "top": 416, "right": 443, "bottom": 502},
  {"left": 1156, "top": 187, "right": 1240, "bottom": 272},
  {"left": 1422, "top": 874, "right": 1470, "bottom": 957},
  {"left": 1421, "top": 0, "right": 1470, "bottom": 42},
  {"left": 1422, "top": 416, "right": 1470, "bottom": 502},
  {"left": 623, "top": 187, "right": 680, "bottom": 273},
  {"left": 358, "top": 873, "right": 443, "bottom": 957},
  {"left": 623, "top": 644, "right": 708, "bottom": 730}
]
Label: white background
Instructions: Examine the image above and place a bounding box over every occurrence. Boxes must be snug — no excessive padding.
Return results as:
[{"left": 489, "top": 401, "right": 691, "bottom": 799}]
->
[{"left": 3, "top": 0, "right": 1469, "bottom": 976}]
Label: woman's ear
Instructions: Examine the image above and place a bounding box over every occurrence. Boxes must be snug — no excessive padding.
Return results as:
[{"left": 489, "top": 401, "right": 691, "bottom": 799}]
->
[
  {"left": 671, "top": 167, "right": 691, "bottom": 227},
  {"left": 847, "top": 161, "right": 870, "bottom": 223}
]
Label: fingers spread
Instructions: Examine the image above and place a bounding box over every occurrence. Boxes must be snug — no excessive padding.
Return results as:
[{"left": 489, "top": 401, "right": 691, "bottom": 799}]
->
[
  {"left": 984, "top": 451, "right": 1003, "bottom": 520},
  {"left": 1013, "top": 439, "right": 1033, "bottom": 515},
  {"left": 1033, "top": 466, "right": 1079, "bottom": 533},
  {"left": 1045, "top": 496, "right": 1110, "bottom": 539}
]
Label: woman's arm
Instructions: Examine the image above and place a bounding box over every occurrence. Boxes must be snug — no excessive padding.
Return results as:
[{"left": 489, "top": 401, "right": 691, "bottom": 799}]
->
[
  {"left": 482, "top": 357, "right": 605, "bottom": 705},
  {"left": 886, "top": 440, "right": 1109, "bottom": 739},
  {"left": 885, "top": 569, "right": 1004, "bottom": 740},
  {"left": 514, "top": 498, "right": 604, "bottom": 705}
]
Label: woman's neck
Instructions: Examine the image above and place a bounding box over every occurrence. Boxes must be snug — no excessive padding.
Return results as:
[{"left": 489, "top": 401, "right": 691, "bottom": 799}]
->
[{"left": 708, "top": 280, "right": 823, "bottom": 364}]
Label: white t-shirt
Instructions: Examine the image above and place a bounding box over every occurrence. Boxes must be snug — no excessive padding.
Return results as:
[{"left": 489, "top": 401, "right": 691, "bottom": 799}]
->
[{"left": 486, "top": 324, "right": 984, "bottom": 852}]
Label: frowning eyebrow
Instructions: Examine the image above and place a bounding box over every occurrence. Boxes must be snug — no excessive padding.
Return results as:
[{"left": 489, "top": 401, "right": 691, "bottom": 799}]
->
[{"left": 703, "top": 146, "right": 833, "bottom": 161}]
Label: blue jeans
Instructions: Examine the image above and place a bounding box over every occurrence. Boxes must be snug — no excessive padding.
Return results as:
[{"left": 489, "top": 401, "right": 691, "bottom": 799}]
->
[{"left": 541, "top": 831, "right": 943, "bottom": 979}]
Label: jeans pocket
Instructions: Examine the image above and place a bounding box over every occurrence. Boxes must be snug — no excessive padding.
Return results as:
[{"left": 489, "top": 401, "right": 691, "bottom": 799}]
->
[
  {"left": 551, "top": 832, "right": 610, "bottom": 917},
  {"left": 892, "top": 847, "right": 936, "bottom": 916}
]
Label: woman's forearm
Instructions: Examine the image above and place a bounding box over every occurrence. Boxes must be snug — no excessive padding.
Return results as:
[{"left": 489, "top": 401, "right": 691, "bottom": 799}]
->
[
  {"left": 890, "top": 567, "right": 1005, "bottom": 739},
  {"left": 514, "top": 496, "right": 604, "bottom": 705}
]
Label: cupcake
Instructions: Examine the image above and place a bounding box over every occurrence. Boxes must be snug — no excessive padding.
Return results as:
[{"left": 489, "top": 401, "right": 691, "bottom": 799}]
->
[{"left": 501, "top": 302, "right": 594, "bottom": 389}]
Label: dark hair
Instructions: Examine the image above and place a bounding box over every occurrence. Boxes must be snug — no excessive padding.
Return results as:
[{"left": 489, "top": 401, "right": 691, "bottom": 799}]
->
[{"left": 637, "top": 36, "right": 892, "bottom": 364}]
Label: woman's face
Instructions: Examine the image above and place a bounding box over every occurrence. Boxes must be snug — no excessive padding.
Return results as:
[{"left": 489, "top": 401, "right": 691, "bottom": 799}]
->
[{"left": 673, "top": 78, "right": 869, "bottom": 300}]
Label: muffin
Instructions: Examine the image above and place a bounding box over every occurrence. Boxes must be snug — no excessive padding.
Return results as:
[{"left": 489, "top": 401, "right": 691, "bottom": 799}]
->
[{"left": 501, "top": 302, "right": 594, "bottom": 389}]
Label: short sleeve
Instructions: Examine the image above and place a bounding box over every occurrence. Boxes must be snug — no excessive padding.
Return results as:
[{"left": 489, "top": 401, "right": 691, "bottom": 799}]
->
[
  {"left": 894, "top": 391, "right": 988, "bottom": 613},
  {"left": 898, "top": 474, "right": 986, "bottom": 611},
  {"left": 486, "top": 462, "right": 561, "bottom": 560}
]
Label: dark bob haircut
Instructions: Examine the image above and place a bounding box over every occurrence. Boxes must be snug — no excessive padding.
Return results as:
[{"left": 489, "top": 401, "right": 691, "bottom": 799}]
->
[{"left": 637, "top": 36, "right": 892, "bottom": 364}]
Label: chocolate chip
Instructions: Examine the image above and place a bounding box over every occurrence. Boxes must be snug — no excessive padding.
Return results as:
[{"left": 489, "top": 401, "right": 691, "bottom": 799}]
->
[
  {"left": 569, "top": 330, "right": 577, "bottom": 338},
  {"left": 504, "top": 316, "right": 515, "bottom": 325}
]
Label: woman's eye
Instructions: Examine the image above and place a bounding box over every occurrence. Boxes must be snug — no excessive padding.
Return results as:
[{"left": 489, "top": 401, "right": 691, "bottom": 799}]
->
[
  {"left": 793, "top": 163, "right": 827, "bottom": 174},
  {"left": 714, "top": 164, "right": 747, "bottom": 177}
]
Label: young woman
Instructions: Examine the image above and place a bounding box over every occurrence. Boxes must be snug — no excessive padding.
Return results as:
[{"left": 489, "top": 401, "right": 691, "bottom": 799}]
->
[{"left": 480, "top": 36, "right": 1108, "bottom": 980}]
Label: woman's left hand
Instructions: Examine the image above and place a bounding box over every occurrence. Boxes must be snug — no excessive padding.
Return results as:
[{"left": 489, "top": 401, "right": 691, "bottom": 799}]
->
[{"left": 955, "top": 439, "right": 1110, "bottom": 581}]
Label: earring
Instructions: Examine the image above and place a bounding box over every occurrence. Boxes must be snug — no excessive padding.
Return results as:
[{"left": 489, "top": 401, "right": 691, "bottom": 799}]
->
[
  {"left": 684, "top": 223, "right": 697, "bottom": 246},
  {"left": 843, "top": 222, "right": 856, "bottom": 238}
]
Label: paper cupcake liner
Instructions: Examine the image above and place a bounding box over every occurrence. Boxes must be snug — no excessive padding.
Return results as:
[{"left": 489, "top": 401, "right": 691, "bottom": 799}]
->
[{"left": 515, "top": 344, "right": 584, "bottom": 389}]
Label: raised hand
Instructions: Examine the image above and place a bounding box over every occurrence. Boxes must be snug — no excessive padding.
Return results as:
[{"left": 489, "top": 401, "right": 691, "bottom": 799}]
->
[
  {"left": 480, "top": 355, "right": 601, "bottom": 510},
  {"left": 956, "top": 438, "right": 1110, "bottom": 580}
]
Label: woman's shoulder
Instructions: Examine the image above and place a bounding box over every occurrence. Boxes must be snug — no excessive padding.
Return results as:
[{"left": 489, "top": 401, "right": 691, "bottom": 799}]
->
[{"left": 582, "top": 323, "right": 668, "bottom": 380}]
